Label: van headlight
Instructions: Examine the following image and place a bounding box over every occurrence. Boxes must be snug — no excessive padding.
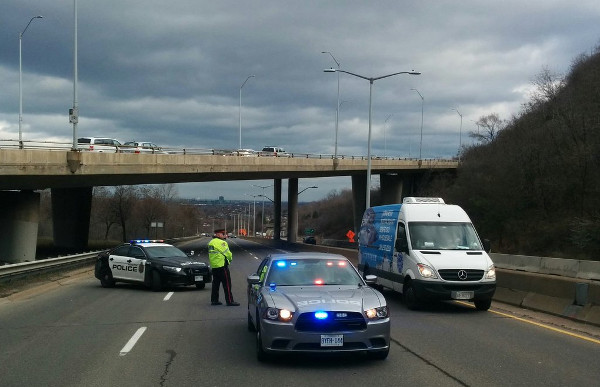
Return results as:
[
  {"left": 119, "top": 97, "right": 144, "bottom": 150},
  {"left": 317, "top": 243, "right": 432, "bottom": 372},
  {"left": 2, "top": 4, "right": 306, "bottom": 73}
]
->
[
  {"left": 485, "top": 265, "right": 496, "bottom": 280},
  {"left": 417, "top": 263, "right": 438, "bottom": 279}
]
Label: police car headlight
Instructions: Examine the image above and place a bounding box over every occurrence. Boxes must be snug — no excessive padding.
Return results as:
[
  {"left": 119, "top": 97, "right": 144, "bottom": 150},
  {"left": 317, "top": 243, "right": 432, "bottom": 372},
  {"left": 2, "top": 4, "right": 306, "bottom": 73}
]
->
[
  {"left": 485, "top": 265, "right": 496, "bottom": 280},
  {"left": 265, "top": 307, "right": 293, "bottom": 322},
  {"left": 162, "top": 265, "right": 182, "bottom": 273},
  {"left": 365, "top": 306, "right": 389, "bottom": 319},
  {"left": 417, "top": 263, "right": 437, "bottom": 279}
]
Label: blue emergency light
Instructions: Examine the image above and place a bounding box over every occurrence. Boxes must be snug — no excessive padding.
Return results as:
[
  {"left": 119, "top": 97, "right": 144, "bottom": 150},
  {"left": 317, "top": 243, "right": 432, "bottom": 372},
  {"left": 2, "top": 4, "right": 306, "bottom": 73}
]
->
[{"left": 314, "top": 311, "right": 328, "bottom": 319}]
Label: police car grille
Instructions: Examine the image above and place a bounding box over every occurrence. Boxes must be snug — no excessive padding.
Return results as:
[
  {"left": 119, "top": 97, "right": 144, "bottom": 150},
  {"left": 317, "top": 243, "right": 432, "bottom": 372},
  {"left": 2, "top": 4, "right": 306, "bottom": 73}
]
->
[
  {"left": 438, "top": 269, "right": 484, "bottom": 281},
  {"left": 295, "top": 312, "right": 366, "bottom": 332},
  {"left": 184, "top": 267, "right": 209, "bottom": 275}
]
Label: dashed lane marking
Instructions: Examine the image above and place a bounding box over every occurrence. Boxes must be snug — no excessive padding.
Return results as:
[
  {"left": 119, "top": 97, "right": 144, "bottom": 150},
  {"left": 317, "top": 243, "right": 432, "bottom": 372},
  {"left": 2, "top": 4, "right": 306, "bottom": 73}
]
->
[{"left": 119, "top": 327, "right": 147, "bottom": 356}]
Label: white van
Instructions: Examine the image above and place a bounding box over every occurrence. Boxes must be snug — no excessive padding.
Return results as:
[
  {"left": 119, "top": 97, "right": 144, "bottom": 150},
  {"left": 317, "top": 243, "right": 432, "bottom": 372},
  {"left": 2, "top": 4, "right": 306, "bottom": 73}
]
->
[{"left": 358, "top": 197, "right": 496, "bottom": 310}]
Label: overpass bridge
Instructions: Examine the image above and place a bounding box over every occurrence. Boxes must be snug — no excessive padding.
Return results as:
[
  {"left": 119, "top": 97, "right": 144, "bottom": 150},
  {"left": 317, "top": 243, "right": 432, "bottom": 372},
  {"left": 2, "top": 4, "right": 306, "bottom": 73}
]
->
[{"left": 0, "top": 148, "right": 457, "bottom": 263}]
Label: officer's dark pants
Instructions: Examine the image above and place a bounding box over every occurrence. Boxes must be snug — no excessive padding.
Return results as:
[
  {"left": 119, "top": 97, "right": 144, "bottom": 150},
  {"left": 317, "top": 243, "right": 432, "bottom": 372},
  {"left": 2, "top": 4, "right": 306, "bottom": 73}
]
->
[{"left": 211, "top": 265, "right": 235, "bottom": 304}]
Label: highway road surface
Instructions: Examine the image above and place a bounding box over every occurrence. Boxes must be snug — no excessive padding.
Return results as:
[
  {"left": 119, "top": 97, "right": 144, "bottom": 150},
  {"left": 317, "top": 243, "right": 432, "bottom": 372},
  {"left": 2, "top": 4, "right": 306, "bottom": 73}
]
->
[{"left": 0, "top": 237, "right": 598, "bottom": 387}]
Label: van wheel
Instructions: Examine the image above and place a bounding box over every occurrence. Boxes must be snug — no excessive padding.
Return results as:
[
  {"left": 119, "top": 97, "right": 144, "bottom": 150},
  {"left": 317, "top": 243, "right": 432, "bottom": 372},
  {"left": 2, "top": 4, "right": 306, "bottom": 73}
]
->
[
  {"left": 474, "top": 298, "right": 492, "bottom": 311},
  {"left": 403, "top": 281, "right": 419, "bottom": 310},
  {"left": 152, "top": 270, "right": 163, "bottom": 292}
]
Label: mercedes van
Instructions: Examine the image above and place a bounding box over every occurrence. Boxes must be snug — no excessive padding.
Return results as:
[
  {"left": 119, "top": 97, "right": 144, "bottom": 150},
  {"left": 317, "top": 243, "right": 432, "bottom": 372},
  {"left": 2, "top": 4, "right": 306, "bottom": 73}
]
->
[{"left": 358, "top": 197, "right": 496, "bottom": 310}]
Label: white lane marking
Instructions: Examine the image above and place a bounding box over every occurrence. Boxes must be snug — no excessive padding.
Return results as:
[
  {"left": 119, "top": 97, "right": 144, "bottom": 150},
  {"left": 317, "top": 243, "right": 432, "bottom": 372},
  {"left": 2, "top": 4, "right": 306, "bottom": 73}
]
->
[
  {"left": 119, "top": 327, "right": 147, "bottom": 356},
  {"left": 163, "top": 292, "right": 174, "bottom": 301}
]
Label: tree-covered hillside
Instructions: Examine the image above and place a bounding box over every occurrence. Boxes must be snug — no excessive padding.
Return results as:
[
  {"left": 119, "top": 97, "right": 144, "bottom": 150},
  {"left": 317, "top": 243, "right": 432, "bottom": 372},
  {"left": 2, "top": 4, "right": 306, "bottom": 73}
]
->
[{"left": 304, "top": 47, "right": 600, "bottom": 260}]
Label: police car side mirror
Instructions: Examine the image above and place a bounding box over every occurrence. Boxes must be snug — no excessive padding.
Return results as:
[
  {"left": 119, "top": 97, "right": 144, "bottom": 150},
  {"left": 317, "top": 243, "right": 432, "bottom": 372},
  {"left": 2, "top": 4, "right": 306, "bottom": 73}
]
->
[
  {"left": 247, "top": 274, "right": 261, "bottom": 285},
  {"left": 364, "top": 274, "right": 377, "bottom": 285}
]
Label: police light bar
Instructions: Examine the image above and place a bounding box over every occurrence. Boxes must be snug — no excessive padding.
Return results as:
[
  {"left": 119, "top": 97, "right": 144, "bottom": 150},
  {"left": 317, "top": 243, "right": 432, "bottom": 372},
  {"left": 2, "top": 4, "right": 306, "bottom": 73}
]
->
[{"left": 130, "top": 239, "right": 164, "bottom": 244}]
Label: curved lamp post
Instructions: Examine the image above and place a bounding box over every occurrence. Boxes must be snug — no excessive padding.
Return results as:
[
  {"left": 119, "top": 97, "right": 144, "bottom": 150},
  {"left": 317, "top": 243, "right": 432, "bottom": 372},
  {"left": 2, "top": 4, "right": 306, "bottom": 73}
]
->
[
  {"left": 296, "top": 186, "right": 318, "bottom": 237},
  {"left": 18, "top": 15, "right": 43, "bottom": 149},
  {"left": 383, "top": 114, "right": 392, "bottom": 158},
  {"left": 322, "top": 51, "right": 340, "bottom": 158},
  {"left": 253, "top": 183, "right": 273, "bottom": 237},
  {"left": 452, "top": 108, "right": 463, "bottom": 162},
  {"left": 239, "top": 75, "right": 255, "bottom": 150},
  {"left": 324, "top": 68, "right": 421, "bottom": 208},
  {"left": 411, "top": 88, "right": 424, "bottom": 160}
]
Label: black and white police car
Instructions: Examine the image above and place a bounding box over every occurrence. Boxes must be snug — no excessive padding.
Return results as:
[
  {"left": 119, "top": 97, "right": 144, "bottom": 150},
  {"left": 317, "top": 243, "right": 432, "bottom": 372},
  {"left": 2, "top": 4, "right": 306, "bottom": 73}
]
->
[{"left": 94, "top": 240, "right": 211, "bottom": 291}]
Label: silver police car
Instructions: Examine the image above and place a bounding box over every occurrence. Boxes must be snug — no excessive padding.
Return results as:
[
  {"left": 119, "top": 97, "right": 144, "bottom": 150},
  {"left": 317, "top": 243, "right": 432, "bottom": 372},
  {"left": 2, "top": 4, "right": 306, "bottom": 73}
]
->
[{"left": 247, "top": 252, "right": 390, "bottom": 361}]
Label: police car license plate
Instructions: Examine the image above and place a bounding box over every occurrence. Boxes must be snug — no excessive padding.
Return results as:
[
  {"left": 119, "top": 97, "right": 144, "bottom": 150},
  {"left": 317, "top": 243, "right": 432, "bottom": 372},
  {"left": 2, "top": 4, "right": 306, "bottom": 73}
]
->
[
  {"left": 452, "top": 291, "right": 474, "bottom": 300},
  {"left": 194, "top": 276, "right": 203, "bottom": 282},
  {"left": 321, "top": 334, "right": 343, "bottom": 347}
]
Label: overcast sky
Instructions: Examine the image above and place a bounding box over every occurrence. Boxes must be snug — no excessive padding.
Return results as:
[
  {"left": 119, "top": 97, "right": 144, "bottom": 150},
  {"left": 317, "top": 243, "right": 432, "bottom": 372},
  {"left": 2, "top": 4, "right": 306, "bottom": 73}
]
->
[{"left": 1, "top": 1, "right": 599, "bottom": 201}]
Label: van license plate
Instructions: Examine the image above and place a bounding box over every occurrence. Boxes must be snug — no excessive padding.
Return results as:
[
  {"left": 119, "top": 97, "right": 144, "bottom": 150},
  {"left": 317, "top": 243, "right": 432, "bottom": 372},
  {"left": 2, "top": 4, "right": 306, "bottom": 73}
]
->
[
  {"left": 321, "top": 335, "right": 343, "bottom": 347},
  {"left": 452, "top": 291, "right": 474, "bottom": 300},
  {"left": 194, "top": 276, "right": 203, "bottom": 282}
]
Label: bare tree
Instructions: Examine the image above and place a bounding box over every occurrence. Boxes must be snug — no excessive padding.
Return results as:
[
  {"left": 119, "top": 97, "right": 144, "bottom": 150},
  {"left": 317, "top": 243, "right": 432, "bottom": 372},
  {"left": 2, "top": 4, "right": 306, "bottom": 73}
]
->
[
  {"left": 91, "top": 187, "right": 119, "bottom": 240},
  {"left": 111, "top": 186, "right": 139, "bottom": 242},
  {"left": 470, "top": 113, "right": 505, "bottom": 144}
]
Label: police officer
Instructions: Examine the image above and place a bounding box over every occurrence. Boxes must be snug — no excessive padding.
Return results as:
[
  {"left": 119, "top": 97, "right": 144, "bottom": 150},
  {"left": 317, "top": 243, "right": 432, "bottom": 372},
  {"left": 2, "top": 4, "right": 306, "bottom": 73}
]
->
[{"left": 208, "top": 229, "right": 239, "bottom": 306}]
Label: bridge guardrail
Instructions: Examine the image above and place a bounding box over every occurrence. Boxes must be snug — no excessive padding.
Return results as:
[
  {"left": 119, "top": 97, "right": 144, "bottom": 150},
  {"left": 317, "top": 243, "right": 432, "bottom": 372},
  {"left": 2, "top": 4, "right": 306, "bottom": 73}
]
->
[
  {"left": 0, "top": 252, "right": 99, "bottom": 284},
  {"left": 0, "top": 139, "right": 455, "bottom": 162}
]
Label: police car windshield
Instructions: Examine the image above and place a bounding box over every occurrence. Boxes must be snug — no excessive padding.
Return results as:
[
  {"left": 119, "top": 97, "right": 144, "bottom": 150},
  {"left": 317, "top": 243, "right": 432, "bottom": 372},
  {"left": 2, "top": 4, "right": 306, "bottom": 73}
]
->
[
  {"left": 266, "top": 259, "right": 362, "bottom": 286},
  {"left": 144, "top": 245, "right": 188, "bottom": 258},
  {"left": 408, "top": 222, "right": 482, "bottom": 251}
]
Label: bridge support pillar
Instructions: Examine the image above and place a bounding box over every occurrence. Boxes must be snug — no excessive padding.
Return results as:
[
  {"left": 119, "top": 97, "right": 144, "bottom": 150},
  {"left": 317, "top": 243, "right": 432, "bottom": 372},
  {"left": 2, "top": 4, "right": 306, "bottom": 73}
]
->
[
  {"left": 287, "top": 178, "right": 298, "bottom": 243},
  {"left": 0, "top": 191, "right": 40, "bottom": 263},
  {"left": 51, "top": 187, "right": 92, "bottom": 250},
  {"left": 273, "top": 179, "right": 282, "bottom": 240},
  {"left": 380, "top": 173, "right": 410, "bottom": 205},
  {"left": 352, "top": 174, "right": 367, "bottom": 236}
]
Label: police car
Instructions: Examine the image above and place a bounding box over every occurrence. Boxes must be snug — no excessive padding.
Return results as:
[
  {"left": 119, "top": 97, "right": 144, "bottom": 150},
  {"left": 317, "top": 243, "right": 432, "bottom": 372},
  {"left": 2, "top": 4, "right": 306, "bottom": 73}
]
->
[
  {"left": 247, "top": 252, "right": 390, "bottom": 361},
  {"left": 94, "top": 240, "right": 211, "bottom": 291}
]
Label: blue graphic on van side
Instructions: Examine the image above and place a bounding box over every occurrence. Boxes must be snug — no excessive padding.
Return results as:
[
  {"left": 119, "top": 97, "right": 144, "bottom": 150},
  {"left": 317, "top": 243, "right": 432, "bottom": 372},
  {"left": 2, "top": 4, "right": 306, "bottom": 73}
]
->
[{"left": 358, "top": 204, "right": 401, "bottom": 270}]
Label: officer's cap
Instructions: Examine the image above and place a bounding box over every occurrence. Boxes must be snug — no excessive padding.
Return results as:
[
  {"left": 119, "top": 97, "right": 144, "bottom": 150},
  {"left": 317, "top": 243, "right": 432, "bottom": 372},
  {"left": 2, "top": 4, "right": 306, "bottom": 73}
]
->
[{"left": 214, "top": 229, "right": 226, "bottom": 234}]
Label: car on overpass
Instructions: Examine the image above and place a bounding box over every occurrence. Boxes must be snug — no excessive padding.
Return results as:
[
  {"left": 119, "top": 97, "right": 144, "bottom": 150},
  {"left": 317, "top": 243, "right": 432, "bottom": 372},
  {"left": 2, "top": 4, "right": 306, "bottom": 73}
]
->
[
  {"left": 122, "top": 141, "right": 167, "bottom": 154},
  {"left": 259, "top": 146, "right": 290, "bottom": 157},
  {"left": 247, "top": 252, "right": 390, "bottom": 361},
  {"left": 94, "top": 240, "right": 211, "bottom": 291},
  {"left": 77, "top": 137, "right": 122, "bottom": 152}
]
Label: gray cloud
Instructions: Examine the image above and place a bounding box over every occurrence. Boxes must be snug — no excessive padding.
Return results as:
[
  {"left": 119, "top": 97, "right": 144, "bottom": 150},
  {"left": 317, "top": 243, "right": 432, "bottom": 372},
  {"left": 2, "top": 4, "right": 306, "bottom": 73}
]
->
[{"left": 1, "top": 0, "right": 599, "bottom": 201}]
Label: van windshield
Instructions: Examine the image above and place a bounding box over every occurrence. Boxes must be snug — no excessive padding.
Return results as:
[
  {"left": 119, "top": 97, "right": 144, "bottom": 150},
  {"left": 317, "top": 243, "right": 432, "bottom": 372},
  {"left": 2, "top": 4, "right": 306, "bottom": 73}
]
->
[{"left": 407, "top": 222, "right": 482, "bottom": 250}]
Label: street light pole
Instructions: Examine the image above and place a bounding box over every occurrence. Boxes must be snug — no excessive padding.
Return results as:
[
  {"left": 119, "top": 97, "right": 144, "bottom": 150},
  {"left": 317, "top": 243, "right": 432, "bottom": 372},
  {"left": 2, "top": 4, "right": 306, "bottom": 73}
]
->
[
  {"left": 239, "top": 75, "right": 255, "bottom": 150},
  {"left": 252, "top": 184, "right": 273, "bottom": 237},
  {"left": 18, "top": 15, "right": 43, "bottom": 149},
  {"left": 324, "top": 68, "right": 421, "bottom": 208},
  {"left": 383, "top": 114, "right": 392, "bottom": 158},
  {"left": 296, "top": 186, "right": 317, "bottom": 238},
  {"left": 452, "top": 108, "right": 463, "bottom": 162},
  {"left": 71, "top": 0, "right": 79, "bottom": 151},
  {"left": 411, "top": 88, "right": 424, "bottom": 160},
  {"left": 322, "top": 51, "right": 340, "bottom": 158}
]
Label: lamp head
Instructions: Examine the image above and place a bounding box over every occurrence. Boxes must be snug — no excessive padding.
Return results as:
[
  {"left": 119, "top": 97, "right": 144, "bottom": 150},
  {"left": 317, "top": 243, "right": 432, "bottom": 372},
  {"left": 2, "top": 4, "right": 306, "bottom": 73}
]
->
[
  {"left": 324, "top": 68, "right": 336, "bottom": 73},
  {"left": 409, "top": 71, "right": 421, "bottom": 75}
]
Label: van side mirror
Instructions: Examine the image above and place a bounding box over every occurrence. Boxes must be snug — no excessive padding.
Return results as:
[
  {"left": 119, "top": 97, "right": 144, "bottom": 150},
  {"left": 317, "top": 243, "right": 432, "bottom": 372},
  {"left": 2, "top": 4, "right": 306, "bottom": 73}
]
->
[
  {"left": 483, "top": 239, "right": 491, "bottom": 253},
  {"left": 395, "top": 238, "right": 409, "bottom": 253}
]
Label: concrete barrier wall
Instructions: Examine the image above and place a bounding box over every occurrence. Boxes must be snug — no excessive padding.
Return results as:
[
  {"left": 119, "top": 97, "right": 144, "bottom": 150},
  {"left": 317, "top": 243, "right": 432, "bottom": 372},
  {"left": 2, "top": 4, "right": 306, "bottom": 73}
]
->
[
  {"left": 490, "top": 253, "right": 600, "bottom": 280},
  {"left": 249, "top": 238, "right": 600, "bottom": 326}
]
